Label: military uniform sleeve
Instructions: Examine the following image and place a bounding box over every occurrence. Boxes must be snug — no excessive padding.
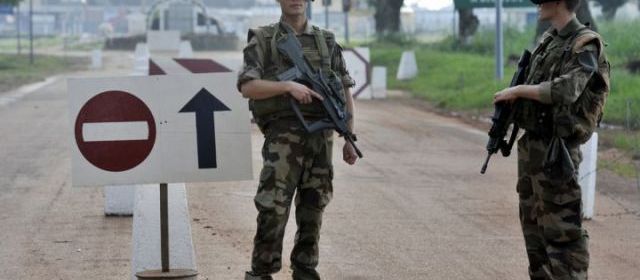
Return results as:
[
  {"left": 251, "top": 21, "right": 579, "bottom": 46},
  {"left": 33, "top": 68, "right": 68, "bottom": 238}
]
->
[
  {"left": 538, "top": 42, "right": 598, "bottom": 105},
  {"left": 237, "top": 36, "right": 265, "bottom": 92},
  {"left": 332, "top": 44, "right": 356, "bottom": 88}
]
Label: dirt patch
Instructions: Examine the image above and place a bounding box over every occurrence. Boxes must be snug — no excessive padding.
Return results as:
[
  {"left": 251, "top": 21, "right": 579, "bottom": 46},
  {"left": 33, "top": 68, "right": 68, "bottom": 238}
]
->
[{"left": 386, "top": 90, "right": 493, "bottom": 131}]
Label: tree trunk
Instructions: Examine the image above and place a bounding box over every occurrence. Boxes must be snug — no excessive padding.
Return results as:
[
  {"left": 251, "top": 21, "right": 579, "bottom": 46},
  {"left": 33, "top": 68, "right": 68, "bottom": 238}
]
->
[
  {"left": 458, "top": 8, "right": 479, "bottom": 45},
  {"left": 535, "top": 1, "right": 598, "bottom": 41},
  {"left": 594, "top": 0, "right": 627, "bottom": 21},
  {"left": 373, "top": 0, "right": 404, "bottom": 34}
]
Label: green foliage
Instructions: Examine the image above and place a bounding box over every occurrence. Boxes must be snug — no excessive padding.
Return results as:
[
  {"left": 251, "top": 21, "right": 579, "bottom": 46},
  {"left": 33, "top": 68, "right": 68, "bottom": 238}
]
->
[
  {"left": 612, "top": 133, "right": 640, "bottom": 153},
  {"left": 0, "top": 37, "right": 64, "bottom": 53},
  {"left": 369, "top": 20, "right": 640, "bottom": 124},
  {"left": 371, "top": 45, "right": 513, "bottom": 111},
  {"left": 434, "top": 26, "right": 537, "bottom": 58},
  {"left": 602, "top": 70, "right": 640, "bottom": 127},
  {"left": 373, "top": 32, "right": 418, "bottom": 46},
  {"left": 0, "top": 0, "right": 21, "bottom": 5},
  {"left": 598, "top": 159, "right": 637, "bottom": 178},
  {"left": 369, "top": 20, "right": 640, "bottom": 160},
  {"left": 599, "top": 20, "right": 640, "bottom": 65},
  {"left": 0, "top": 54, "right": 86, "bottom": 93}
]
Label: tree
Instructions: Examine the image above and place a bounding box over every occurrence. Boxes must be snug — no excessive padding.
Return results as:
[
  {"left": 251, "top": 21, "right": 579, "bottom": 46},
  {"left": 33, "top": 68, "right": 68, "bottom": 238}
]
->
[
  {"left": 458, "top": 8, "right": 479, "bottom": 45},
  {"left": 370, "top": 0, "right": 405, "bottom": 34},
  {"left": 535, "top": 1, "right": 598, "bottom": 40},
  {"left": 0, "top": 0, "right": 21, "bottom": 5},
  {"left": 594, "top": 0, "right": 627, "bottom": 20}
]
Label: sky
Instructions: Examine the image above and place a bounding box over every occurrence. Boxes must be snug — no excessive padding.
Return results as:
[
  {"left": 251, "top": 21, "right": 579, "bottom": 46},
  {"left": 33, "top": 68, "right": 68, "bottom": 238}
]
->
[{"left": 405, "top": 0, "right": 453, "bottom": 10}]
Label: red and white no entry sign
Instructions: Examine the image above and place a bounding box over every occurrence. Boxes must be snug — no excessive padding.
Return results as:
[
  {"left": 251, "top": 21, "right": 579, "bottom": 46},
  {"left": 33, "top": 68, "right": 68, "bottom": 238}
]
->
[
  {"left": 68, "top": 74, "right": 253, "bottom": 187},
  {"left": 74, "top": 91, "right": 156, "bottom": 172}
]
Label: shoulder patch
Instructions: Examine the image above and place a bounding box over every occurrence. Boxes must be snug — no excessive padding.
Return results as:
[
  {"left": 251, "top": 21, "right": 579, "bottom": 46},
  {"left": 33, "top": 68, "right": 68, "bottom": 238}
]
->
[
  {"left": 578, "top": 50, "right": 598, "bottom": 74},
  {"left": 573, "top": 31, "right": 602, "bottom": 54}
]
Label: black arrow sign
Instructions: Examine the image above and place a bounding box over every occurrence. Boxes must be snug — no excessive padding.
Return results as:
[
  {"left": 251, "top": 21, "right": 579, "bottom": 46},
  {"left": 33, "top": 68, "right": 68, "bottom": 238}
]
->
[{"left": 179, "top": 88, "right": 231, "bottom": 169}]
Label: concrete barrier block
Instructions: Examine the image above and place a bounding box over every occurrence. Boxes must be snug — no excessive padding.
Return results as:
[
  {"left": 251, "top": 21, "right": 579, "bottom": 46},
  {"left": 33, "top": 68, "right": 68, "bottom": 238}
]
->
[
  {"left": 132, "top": 43, "right": 150, "bottom": 76},
  {"left": 147, "top": 31, "right": 181, "bottom": 52},
  {"left": 372, "top": 66, "right": 387, "bottom": 99},
  {"left": 104, "top": 185, "right": 136, "bottom": 216},
  {"left": 579, "top": 133, "right": 598, "bottom": 219},
  {"left": 178, "top": 41, "right": 194, "bottom": 58},
  {"left": 134, "top": 43, "right": 150, "bottom": 60},
  {"left": 131, "top": 184, "right": 197, "bottom": 280},
  {"left": 91, "top": 49, "right": 103, "bottom": 69},
  {"left": 397, "top": 51, "right": 418, "bottom": 80}
]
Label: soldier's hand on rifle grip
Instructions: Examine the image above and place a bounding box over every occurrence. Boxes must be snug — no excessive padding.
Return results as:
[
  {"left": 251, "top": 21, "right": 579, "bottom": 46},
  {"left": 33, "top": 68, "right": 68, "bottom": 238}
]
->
[
  {"left": 285, "top": 81, "right": 324, "bottom": 104},
  {"left": 343, "top": 142, "right": 358, "bottom": 165}
]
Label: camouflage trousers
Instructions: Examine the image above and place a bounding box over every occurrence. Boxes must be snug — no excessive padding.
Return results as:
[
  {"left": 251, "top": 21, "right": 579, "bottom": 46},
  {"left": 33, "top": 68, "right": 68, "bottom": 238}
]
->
[
  {"left": 517, "top": 133, "right": 589, "bottom": 280},
  {"left": 249, "top": 120, "right": 334, "bottom": 280}
]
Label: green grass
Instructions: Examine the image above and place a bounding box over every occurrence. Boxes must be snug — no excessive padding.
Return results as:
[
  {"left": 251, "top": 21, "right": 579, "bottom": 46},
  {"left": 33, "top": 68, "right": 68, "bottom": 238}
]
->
[
  {"left": 433, "top": 26, "right": 537, "bottom": 59},
  {"left": 0, "top": 37, "right": 65, "bottom": 52},
  {"left": 0, "top": 36, "right": 105, "bottom": 52},
  {"left": 599, "top": 159, "right": 638, "bottom": 178},
  {"left": 600, "top": 130, "right": 640, "bottom": 155},
  {"left": 373, "top": 46, "right": 514, "bottom": 111},
  {"left": 0, "top": 54, "right": 86, "bottom": 93},
  {"left": 368, "top": 20, "right": 640, "bottom": 123},
  {"left": 600, "top": 20, "right": 640, "bottom": 66}
]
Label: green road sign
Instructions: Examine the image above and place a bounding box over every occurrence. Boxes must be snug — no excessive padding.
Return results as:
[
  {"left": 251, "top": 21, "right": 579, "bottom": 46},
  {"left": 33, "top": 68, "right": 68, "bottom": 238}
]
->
[{"left": 454, "top": 0, "right": 534, "bottom": 9}]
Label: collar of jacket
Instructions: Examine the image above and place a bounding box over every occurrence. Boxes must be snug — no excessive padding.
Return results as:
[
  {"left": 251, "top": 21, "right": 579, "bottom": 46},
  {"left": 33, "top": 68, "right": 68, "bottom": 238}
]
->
[
  {"left": 279, "top": 16, "right": 314, "bottom": 35},
  {"left": 555, "top": 16, "right": 584, "bottom": 38}
]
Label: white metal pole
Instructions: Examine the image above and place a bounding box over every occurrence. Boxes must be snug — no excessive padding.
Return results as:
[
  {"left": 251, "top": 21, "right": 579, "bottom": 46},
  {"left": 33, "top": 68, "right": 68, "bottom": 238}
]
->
[
  {"left": 325, "top": 4, "right": 329, "bottom": 28},
  {"left": 29, "top": 0, "right": 33, "bottom": 65},
  {"left": 495, "top": 0, "right": 504, "bottom": 80},
  {"left": 16, "top": 4, "right": 21, "bottom": 55}
]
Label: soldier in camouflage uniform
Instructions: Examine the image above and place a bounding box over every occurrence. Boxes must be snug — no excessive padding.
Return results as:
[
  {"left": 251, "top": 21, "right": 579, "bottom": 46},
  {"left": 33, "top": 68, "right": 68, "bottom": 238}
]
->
[
  {"left": 494, "top": 0, "right": 610, "bottom": 279},
  {"left": 237, "top": 0, "right": 358, "bottom": 279}
]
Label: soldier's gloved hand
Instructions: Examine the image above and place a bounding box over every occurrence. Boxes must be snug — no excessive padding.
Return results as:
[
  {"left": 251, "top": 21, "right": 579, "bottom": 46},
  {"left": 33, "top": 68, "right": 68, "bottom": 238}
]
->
[
  {"left": 343, "top": 142, "right": 358, "bottom": 165},
  {"left": 285, "top": 81, "right": 324, "bottom": 104}
]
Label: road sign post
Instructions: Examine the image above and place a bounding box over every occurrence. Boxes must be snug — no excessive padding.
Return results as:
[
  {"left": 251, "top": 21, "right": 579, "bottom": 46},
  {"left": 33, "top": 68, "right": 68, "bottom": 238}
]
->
[
  {"left": 134, "top": 183, "right": 197, "bottom": 280},
  {"left": 69, "top": 73, "right": 252, "bottom": 279}
]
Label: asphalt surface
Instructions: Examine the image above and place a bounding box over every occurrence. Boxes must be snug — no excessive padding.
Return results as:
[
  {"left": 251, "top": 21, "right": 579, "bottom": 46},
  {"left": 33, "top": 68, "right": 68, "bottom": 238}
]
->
[{"left": 0, "top": 51, "right": 639, "bottom": 280}]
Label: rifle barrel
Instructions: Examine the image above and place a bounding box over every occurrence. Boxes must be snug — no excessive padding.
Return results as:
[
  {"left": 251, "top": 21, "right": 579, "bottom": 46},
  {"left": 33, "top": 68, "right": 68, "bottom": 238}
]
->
[{"left": 480, "top": 153, "right": 492, "bottom": 174}]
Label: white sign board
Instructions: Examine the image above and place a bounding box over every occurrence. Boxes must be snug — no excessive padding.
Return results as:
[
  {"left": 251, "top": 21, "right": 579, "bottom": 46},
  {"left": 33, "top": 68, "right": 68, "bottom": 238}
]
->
[
  {"left": 147, "top": 31, "right": 181, "bottom": 52},
  {"left": 68, "top": 73, "right": 252, "bottom": 187},
  {"left": 343, "top": 47, "right": 372, "bottom": 100}
]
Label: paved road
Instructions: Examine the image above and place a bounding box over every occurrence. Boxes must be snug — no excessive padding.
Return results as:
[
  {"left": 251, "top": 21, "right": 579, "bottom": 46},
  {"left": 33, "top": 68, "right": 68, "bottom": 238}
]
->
[{"left": 0, "top": 51, "right": 639, "bottom": 280}]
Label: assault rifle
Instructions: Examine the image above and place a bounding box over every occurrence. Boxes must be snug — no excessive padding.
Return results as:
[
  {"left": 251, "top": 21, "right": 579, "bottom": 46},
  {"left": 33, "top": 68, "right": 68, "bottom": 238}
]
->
[
  {"left": 480, "top": 50, "right": 532, "bottom": 174},
  {"left": 276, "top": 26, "right": 363, "bottom": 158}
]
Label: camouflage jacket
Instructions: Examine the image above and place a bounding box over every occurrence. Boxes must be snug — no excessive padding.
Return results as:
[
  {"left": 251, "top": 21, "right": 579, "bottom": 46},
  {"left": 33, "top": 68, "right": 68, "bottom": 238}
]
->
[
  {"left": 516, "top": 17, "right": 610, "bottom": 144},
  {"left": 237, "top": 17, "right": 355, "bottom": 126}
]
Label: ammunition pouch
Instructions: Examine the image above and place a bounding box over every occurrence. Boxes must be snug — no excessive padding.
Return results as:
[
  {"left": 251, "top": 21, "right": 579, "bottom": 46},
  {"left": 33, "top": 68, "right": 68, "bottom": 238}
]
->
[{"left": 514, "top": 100, "right": 554, "bottom": 140}]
